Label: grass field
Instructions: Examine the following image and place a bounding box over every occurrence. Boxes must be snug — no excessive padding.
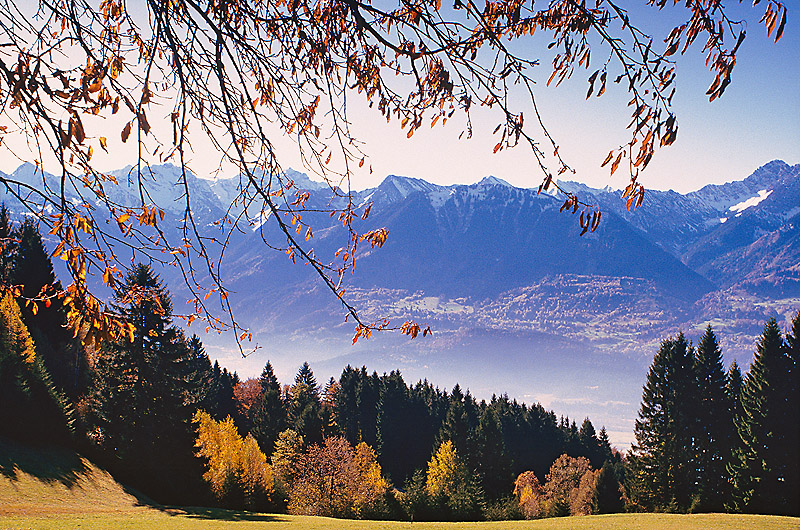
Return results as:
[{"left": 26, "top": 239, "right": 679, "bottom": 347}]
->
[{"left": 2, "top": 438, "right": 798, "bottom": 530}]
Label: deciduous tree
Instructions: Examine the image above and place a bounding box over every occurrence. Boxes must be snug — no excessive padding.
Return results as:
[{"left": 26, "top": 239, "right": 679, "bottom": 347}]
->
[
  {"left": 0, "top": 0, "right": 785, "bottom": 345},
  {"left": 513, "top": 471, "right": 544, "bottom": 519},
  {"left": 193, "top": 410, "right": 274, "bottom": 510}
]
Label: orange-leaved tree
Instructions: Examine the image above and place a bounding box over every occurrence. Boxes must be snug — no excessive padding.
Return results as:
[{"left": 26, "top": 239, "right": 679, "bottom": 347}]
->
[{"left": 0, "top": 0, "right": 787, "bottom": 347}]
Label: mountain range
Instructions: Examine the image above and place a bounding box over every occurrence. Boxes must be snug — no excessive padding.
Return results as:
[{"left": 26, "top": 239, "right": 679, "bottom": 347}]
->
[{"left": 2, "top": 159, "right": 799, "bottom": 448}]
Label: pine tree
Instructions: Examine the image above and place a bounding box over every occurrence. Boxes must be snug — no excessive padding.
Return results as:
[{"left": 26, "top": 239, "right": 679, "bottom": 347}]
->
[
  {"left": 288, "top": 362, "right": 322, "bottom": 446},
  {"left": 730, "top": 318, "right": 794, "bottom": 514},
  {"left": 784, "top": 313, "right": 800, "bottom": 515},
  {"left": 10, "top": 218, "right": 82, "bottom": 397},
  {"left": 629, "top": 333, "right": 696, "bottom": 511},
  {"left": 474, "top": 407, "right": 511, "bottom": 500},
  {"left": 251, "top": 361, "right": 287, "bottom": 455},
  {"left": 691, "top": 325, "right": 730, "bottom": 512}
]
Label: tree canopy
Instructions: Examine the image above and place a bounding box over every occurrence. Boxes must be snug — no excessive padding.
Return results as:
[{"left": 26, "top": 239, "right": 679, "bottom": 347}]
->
[{"left": 0, "top": 0, "right": 787, "bottom": 345}]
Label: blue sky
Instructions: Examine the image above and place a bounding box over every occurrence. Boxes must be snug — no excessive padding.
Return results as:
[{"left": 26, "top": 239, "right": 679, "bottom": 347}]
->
[
  {"left": 344, "top": 1, "right": 799, "bottom": 193},
  {"left": 1, "top": 1, "right": 796, "bottom": 194}
]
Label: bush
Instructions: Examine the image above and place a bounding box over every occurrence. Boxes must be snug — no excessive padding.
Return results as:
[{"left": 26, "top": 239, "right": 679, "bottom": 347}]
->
[{"left": 484, "top": 496, "right": 524, "bottom": 521}]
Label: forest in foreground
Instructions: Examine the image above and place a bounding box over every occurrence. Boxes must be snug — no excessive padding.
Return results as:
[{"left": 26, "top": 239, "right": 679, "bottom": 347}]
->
[{"left": 0, "top": 210, "right": 798, "bottom": 520}]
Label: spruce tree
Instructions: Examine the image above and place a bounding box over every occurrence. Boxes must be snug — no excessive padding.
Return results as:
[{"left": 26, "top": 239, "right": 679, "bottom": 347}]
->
[
  {"left": 474, "top": 406, "right": 511, "bottom": 499},
  {"left": 376, "top": 370, "right": 416, "bottom": 486},
  {"left": 90, "top": 264, "right": 205, "bottom": 502},
  {"left": 597, "top": 427, "right": 614, "bottom": 464},
  {"left": 730, "top": 318, "right": 794, "bottom": 514},
  {"left": 251, "top": 360, "right": 286, "bottom": 455},
  {"left": 288, "top": 362, "right": 322, "bottom": 446},
  {"left": 691, "top": 325, "right": 730, "bottom": 512},
  {"left": 0, "top": 289, "right": 73, "bottom": 442},
  {"left": 10, "top": 219, "right": 82, "bottom": 396},
  {"left": 723, "top": 360, "right": 744, "bottom": 511},
  {"left": 629, "top": 333, "right": 696, "bottom": 511},
  {"left": 593, "top": 461, "right": 624, "bottom": 514},
  {"left": 436, "top": 385, "right": 478, "bottom": 470},
  {"left": 0, "top": 204, "right": 14, "bottom": 284},
  {"left": 784, "top": 313, "right": 800, "bottom": 515}
]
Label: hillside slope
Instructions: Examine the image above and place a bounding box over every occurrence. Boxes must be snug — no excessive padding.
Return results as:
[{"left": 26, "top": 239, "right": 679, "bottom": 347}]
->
[{"left": 0, "top": 437, "right": 148, "bottom": 516}]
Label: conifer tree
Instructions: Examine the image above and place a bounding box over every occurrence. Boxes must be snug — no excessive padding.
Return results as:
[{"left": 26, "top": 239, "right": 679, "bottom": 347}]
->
[
  {"left": 784, "top": 313, "right": 800, "bottom": 515},
  {"left": 436, "top": 385, "right": 479, "bottom": 471},
  {"left": 691, "top": 325, "right": 730, "bottom": 512},
  {"left": 376, "top": 370, "right": 431, "bottom": 487},
  {"left": 10, "top": 219, "right": 82, "bottom": 396},
  {"left": 474, "top": 407, "right": 512, "bottom": 500},
  {"left": 730, "top": 318, "right": 794, "bottom": 514},
  {"left": 336, "top": 365, "right": 362, "bottom": 444},
  {"left": 209, "top": 361, "right": 239, "bottom": 421},
  {"left": 592, "top": 461, "right": 624, "bottom": 514},
  {"left": 251, "top": 361, "right": 287, "bottom": 455},
  {"left": 629, "top": 333, "right": 696, "bottom": 511},
  {"left": 90, "top": 264, "right": 206, "bottom": 502},
  {"left": 0, "top": 204, "right": 14, "bottom": 284},
  {"left": 596, "top": 427, "right": 614, "bottom": 464},
  {"left": 288, "top": 362, "right": 322, "bottom": 446}
]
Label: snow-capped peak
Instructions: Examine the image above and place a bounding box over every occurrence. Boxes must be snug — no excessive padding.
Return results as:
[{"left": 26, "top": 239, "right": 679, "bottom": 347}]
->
[{"left": 477, "top": 176, "right": 512, "bottom": 188}]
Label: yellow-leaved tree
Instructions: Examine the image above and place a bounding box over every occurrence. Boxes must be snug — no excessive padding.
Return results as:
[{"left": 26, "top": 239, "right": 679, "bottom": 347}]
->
[
  {"left": 354, "top": 441, "right": 389, "bottom": 517},
  {"left": 193, "top": 410, "right": 273, "bottom": 510},
  {"left": 288, "top": 436, "right": 389, "bottom": 518},
  {"left": 426, "top": 440, "right": 463, "bottom": 498}
]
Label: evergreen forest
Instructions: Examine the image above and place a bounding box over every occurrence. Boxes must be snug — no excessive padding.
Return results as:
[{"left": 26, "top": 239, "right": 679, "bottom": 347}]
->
[{"left": 0, "top": 209, "right": 797, "bottom": 520}]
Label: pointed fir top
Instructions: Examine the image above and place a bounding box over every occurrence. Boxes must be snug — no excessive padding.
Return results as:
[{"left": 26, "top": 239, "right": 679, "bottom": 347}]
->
[{"left": 294, "top": 361, "right": 318, "bottom": 391}]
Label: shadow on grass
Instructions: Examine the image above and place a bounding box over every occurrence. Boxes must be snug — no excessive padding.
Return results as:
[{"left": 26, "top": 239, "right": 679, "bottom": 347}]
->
[
  {"left": 0, "top": 436, "right": 90, "bottom": 488},
  {"left": 163, "top": 506, "right": 288, "bottom": 522}
]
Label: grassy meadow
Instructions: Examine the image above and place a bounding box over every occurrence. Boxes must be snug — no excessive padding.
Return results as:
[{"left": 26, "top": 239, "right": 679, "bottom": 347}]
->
[{"left": 2, "top": 438, "right": 798, "bottom": 530}]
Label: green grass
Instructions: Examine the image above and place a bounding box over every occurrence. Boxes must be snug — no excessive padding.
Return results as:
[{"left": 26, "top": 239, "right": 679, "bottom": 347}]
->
[{"left": 2, "top": 438, "right": 798, "bottom": 530}]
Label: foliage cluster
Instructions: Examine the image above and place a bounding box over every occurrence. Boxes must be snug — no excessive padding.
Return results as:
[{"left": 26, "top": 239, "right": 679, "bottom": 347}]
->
[{"left": 512, "top": 455, "right": 623, "bottom": 519}]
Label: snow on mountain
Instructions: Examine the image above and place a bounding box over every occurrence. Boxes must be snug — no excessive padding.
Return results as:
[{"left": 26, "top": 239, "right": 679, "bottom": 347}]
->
[{"left": 727, "top": 189, "right": 773, "bottom": 216}]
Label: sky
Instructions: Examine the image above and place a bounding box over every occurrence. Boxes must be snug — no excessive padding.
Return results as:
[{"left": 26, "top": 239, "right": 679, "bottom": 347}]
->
[
  {"left": 1, "top": 1, "right": 797, "bottom": 194},
  {"left": 338, "top": 1, "right": 800, "bottom": 193}
]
